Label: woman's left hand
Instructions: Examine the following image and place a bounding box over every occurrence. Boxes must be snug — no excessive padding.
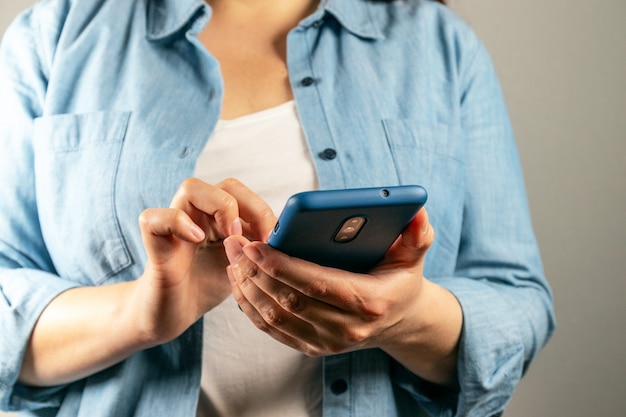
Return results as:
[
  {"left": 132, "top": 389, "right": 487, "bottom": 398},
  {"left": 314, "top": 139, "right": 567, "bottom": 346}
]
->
[{"left": 224, "top": 208, "right": 463, "bottom": 386}]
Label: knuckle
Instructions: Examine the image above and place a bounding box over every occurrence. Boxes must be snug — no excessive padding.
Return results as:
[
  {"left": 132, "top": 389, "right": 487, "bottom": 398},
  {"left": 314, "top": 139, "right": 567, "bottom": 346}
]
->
[
  {"left": 261, "top": 307, "right": 283, "bottom": 326},
  {"left": 139, "top": 208, "right": 175, "bottom": 235},
  {"left": 277, "top": 291, "right": 303, "bottom": 312},
  {"left": 359, "top": 300, "right": 387, "bottom": 321},
  {"left": 219, "top": 177, "right": 243, "bottom": 191},
  {"left": 265, "top": 263, "right": 286, "bottom": 280},
  {"left": 237, "top": 274, "right": 251, "bottom": 289},
  {"left": 243, "top": 264, "right": 259, "bottom": 280},
  {"left": 138, "top": 209, "right": 155, "bottom": 226},
  {"left": 172, "top": 209, "right": 189, "bottom": 225},
  {"left": 302, "top": 279, "right": 329, "bottom": 298},
  {"left": 343, "top": 325, "right": 370, "bottom": 345},
  {"left": 179, "top": 177, "right": 201, "bottom": 194},
  {"left": 217, "top": 193, "right": 238, "bottom": 215}
]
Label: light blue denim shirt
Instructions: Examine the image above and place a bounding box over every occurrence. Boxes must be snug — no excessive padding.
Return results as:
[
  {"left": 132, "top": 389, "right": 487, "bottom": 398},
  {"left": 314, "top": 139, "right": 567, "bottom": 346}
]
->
[{"left": 0, "top": 0, "right": 555, "bottom": 415}]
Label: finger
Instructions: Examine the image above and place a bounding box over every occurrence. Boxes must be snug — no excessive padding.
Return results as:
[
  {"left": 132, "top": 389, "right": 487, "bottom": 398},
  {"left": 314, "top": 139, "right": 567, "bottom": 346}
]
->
[
  {"left": 238, "top": 242, "right": 367, "bottom": 313},
  {"left": 225, "top": 237, "right": 316, "bottom": 317},
  {"left": 138, "top": 208, "right": 205, "bottom": 257},
  {"left": 402, "top": 208, "right": 434, "bottom": 252},
  {"left": 218, "top": 178, "right": 277, "bottom": 241},
  {"left": 379, "top": 208, "right": 434, "bottom": 269},
  {"left": 228, "top": 238, "right": 390, "bottom": 353},
  {"left": 170, "top": 178, "right": 241, "bottom": 238},
  {"left": 223, "top": 235, "right": 249, "bottom": 266},
  {"left": 225, "top": 236, "right": 325, "bottom": 325},
  {"left": 226, "top": 263, "right": 316, "bottom": 355},
  {"left": 139, "top": 208, "right": 205, "bottom": 241},
  {"left": 227, "top": 249, "right": 374, "bottom": 355}
]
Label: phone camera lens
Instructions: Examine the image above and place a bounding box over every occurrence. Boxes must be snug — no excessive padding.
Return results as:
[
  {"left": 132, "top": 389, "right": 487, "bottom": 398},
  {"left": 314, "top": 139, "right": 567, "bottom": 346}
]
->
[
  {"left": 381, "top": 189, "right": 390, "bottom": 197},
  {"left": 333, "top": 216, "right": 366, "bottom": 243}
]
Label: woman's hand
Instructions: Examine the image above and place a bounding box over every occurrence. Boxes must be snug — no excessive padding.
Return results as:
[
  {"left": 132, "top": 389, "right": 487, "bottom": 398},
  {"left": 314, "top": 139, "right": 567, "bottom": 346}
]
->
[
  {"left": 20, "top": 178, "right": 276, "bottom": 387},
  {"left": 224, "top": 208, "right": 462, "bottom": 386},
  {"left": 133, "top": 178, "right": 276, "bottom": 346}
]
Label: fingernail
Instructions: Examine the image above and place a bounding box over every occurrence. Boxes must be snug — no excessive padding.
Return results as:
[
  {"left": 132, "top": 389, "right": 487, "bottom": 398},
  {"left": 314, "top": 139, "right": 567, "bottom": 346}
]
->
[
  {"left": 243, "top": 244, "right": 264, "bottom": 264},
  {"left": 190, "top": 223, "right": 205, "bottom": 241},
  {"left": 224, "top": 238, "right": 243, "bottom": 265},
  {"left": 231, "top": 217, "right": 243, "bottom": 236},
  {"left": 226, "top": 266, "right": 236, "bottom": 284}
]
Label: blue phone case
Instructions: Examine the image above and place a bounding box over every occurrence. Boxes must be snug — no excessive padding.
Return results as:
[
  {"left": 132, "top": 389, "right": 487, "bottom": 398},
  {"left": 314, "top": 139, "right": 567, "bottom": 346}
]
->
[{"left": 267, "top": 185, "right": 427, "bottom": 272}]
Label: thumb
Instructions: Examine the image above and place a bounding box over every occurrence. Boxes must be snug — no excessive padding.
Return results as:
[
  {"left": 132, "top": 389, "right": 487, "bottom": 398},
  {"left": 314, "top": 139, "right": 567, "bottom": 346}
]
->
[
  {"left": 378, "top": 208, "right": 434, "bottom": 269},
  {"left": 401, "top": 208, "right": 434, "bottom": 253}
]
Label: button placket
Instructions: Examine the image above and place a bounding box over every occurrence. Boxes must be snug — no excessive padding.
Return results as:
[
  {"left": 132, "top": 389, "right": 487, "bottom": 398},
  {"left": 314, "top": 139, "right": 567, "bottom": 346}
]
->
[{"left": 287, "top": 24, "right": 347, "bottom": 190}]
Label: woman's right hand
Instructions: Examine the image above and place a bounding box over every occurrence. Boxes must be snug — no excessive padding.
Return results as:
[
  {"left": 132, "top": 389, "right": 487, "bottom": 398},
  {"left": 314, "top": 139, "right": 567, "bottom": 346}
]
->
[
  {"left": 20, "top": 178, "right": 275, "bottom": 387},
  {"left": 132, "top": 178, "right": 276, "bottom": 347}
]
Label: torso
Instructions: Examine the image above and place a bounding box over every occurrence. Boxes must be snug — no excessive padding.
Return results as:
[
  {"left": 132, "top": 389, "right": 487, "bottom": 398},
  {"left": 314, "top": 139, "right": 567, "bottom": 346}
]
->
[{"left": 196, "top": 3, "right": 324, "bottom": 416}]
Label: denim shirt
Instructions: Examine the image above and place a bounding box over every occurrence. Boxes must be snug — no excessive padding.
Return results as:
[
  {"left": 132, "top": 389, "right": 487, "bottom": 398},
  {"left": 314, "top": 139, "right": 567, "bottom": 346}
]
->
[{"left": 0, "top": 0, "right": 555, "bottom": 415}]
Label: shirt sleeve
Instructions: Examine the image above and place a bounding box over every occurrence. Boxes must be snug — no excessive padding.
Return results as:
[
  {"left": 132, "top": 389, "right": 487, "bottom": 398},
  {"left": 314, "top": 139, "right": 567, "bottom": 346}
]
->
[
  {"left": 0, "top": 7, "right": 79, "bottom": 411},
  {"left": 396, "top": 39, "right": 556, "bottom": 417},
  {"left": 446, "top": 39, "right": 555, "bottom": 416}
]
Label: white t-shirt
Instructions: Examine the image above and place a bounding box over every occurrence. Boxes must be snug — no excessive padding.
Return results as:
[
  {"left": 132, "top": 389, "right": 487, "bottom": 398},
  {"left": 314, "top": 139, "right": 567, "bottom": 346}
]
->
[{"left": 194, "top": 101, "right": 322, "bottom": 417}]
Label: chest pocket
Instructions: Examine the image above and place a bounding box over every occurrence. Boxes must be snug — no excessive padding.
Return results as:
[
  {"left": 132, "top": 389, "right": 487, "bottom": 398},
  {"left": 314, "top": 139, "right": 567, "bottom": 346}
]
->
[
  {"left": 33, "top": 111, "right": 133, "bottom": 284},
  {"left": 382, "top": 119, "right": 464, "bottom": 275}
]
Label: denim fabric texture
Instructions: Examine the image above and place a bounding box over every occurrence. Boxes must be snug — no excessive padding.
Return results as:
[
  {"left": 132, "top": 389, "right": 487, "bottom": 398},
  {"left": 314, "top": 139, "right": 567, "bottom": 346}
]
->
[{"left": 0, "top": 0, "right": 555, "bottom": 415}]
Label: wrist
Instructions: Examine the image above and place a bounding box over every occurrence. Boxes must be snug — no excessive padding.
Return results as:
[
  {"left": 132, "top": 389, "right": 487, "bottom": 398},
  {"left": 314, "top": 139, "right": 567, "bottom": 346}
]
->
[
  {"left": 120, "top": 278, "right": 163, "bottom": 350},
  {"left": 124, "top": 274, "right": 183, "bottom": 349},
  {"left": 380, "top": 279, "right": 463, "bottom": 386}
]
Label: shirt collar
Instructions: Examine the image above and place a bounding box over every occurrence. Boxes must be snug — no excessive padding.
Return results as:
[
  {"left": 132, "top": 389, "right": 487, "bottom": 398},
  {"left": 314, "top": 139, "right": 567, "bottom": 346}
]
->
[
  {"left": 145, "top": 0, "right": 384, "bottom": 41},
  {"left": 146, "top": 0, "right": 208, "bottom": 41},
  {"left": 322, "top": 0, "right": 385, "bottom": 40}
]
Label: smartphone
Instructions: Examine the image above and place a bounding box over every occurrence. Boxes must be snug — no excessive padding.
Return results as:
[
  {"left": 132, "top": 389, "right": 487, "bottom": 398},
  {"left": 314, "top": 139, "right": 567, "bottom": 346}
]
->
[{"left": 267, "top": 185, "right": 427, "bottom": 273}]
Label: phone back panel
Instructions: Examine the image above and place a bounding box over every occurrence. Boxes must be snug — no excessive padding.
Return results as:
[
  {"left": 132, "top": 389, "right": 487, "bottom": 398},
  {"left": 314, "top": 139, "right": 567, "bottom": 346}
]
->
[{"left": 268, "top": 186, "right": 427, "bottom": 272}]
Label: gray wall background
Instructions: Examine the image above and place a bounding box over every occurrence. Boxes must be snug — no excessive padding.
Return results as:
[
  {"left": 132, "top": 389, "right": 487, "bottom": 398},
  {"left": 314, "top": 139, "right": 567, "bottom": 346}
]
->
[{"left": 1, "top": 0, "right": 624, "bottom": 416}]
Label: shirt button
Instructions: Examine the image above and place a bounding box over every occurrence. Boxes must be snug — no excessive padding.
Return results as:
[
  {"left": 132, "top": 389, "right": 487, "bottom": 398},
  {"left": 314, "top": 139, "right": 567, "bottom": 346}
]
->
[
  {"left": 330, "top": 379, "right": 348, "bottom": 395},
  {"left": 300, "top": 76, "right": 316, "bottom": 87},
  {"left": 179, "top": 147, "right": 190, "bottom": 158},
  {"left": 319, "top": 148, "right": 337, "bottom": 160}
]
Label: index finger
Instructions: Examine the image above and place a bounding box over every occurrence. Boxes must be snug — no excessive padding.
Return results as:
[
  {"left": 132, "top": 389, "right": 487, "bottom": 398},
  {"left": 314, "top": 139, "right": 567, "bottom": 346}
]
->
[
  {"left": 170, "top": 178, "right": 240, "bottom": 238},
  {"left": 240, "top": 241, "right": 364, "bottom": 308},
  {"left": 217, "top": 178, "right": 277, "bottom": 241}
]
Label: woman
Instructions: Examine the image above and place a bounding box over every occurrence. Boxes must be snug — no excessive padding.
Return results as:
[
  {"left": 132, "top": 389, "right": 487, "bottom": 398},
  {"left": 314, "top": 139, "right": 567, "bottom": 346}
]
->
[{"left": 0, "top": 0, "right": 555, "bottom": 416}]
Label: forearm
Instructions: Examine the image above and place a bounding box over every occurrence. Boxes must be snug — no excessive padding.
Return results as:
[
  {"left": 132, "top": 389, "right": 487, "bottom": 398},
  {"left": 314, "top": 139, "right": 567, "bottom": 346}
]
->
[
  {"left": 19, "top": 281, "right": 151, "bottom": 387},
  {"left": 380, "top": 279, "right": 463, "bottom": 387}
]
